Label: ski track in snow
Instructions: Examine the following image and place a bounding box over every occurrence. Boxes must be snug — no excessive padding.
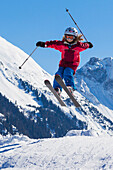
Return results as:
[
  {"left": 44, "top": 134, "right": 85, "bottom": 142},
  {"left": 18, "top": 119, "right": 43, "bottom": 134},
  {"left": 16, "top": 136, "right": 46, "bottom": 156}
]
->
[{"left": 0, "top": 135, "right": 113, "bottom": 170}]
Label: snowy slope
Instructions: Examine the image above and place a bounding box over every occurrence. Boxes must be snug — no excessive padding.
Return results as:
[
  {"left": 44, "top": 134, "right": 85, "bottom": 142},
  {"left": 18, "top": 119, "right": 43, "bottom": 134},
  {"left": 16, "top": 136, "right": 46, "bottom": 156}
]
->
[
  {"left": 0, "top": 37, "right": 87, "bottom": 138},
  {"left": 1, "top": 37, "right": 113, "bottom": 169},
  {"left": 0, "top": 134, "right": 113, "bottom": 169},
  {"left": 0, "top": 36, "right": 51, "bottom": 109},
  {"left": 0, "top": 36, "right": 113, "bottom": 138}
]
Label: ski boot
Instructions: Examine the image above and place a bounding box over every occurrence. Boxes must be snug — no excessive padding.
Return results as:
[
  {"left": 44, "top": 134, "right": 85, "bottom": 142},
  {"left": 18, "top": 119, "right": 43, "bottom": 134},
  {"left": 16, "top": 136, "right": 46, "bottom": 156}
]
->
[
  {"left": 54, "top": 87, "right": 61, "bottom": 96},
  {"left": 67, "top": 86, "right": 74, "bottom": 95}
]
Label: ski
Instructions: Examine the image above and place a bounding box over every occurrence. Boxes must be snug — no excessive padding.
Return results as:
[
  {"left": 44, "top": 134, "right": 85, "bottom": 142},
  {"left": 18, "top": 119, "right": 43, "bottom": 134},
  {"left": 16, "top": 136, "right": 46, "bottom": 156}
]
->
[
  {"left": 44, "top": 80, "right": 66, "bottom": 107},
  {"left": 55, "top": 74, "right": 81, "bottom": 108}
]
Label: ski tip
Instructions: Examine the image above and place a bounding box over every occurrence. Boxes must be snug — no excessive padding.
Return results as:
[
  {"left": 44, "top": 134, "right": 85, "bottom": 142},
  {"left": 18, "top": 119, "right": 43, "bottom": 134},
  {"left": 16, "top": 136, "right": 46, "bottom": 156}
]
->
[
  {"left": 55, "top": 74, "right": 61, "bottom": 79},
  {"left": 44, "top": 80, "right": 50, "bottom": 85}
]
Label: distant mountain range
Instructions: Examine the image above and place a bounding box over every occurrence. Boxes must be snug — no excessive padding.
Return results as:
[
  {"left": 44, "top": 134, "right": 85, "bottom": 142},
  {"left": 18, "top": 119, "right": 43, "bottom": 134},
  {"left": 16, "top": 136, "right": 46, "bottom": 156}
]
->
[{"left": 0, "top": 36, "right": 113, "bottom": 138}]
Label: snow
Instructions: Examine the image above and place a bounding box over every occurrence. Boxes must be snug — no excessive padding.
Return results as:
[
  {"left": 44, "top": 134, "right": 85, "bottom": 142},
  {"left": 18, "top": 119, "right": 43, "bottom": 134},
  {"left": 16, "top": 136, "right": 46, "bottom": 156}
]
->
[
  {"left": 0, "top": 113, "right": 4, "bottom": 118},
  {"left": 76, "top": 57, "right": 113, "bottom": 122},
  {"left": 0, "top": 135, "right": 113, "bottom": 169},
  {"left": 0, "top": 36, "right": 113, "bottom": 124},
  {"left": 0, "top": 36, "right": 113, "bottom": 169},
  {"left": 0, "top": 36, "right": 52, "bottom": 113},
  {"left": 103, "top": 57, "right": 113, "bottom": 79}
]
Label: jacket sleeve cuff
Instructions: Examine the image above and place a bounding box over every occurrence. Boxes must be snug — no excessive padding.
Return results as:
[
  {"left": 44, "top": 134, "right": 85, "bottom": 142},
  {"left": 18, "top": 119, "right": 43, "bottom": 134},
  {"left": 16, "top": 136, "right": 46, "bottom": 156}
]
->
[
  {"left": 87, "top": 42, "right": 93, "bottom": 48},
  {"left": 45, "top": 41, "right": 49, "bottom": 47}
]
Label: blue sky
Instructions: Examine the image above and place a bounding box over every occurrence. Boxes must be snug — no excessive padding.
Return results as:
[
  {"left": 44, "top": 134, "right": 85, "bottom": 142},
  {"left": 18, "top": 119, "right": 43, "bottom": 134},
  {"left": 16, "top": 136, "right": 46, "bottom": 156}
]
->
[{"left": 0, "top": 0, "right": 113, "bottom": 75}]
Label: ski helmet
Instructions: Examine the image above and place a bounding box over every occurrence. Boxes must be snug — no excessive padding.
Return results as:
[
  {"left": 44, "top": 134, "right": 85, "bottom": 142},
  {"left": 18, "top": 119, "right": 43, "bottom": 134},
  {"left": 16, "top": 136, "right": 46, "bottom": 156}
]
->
[{"left": 64, "top": 27, "right": 78, "bottom": 37}]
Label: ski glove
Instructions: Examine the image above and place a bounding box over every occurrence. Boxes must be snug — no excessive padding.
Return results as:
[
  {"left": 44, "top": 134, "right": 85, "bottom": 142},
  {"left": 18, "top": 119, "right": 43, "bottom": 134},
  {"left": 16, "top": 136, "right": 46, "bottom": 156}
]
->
[
  {"left": 36, "top": 41, "right": 45, "bottom": 47},
  {"left": 87, "top": 42, "right": 93, "bottom": 48}
]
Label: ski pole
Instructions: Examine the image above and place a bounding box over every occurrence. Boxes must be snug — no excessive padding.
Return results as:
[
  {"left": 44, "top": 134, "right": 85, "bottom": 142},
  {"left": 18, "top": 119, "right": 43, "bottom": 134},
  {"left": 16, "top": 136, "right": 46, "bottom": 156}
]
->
[
  {"left": 66, "top": 8, "right": 88, "bottom": 42},
  {"left": 19, "top": 46, "right": 38, "bottom": 69}
]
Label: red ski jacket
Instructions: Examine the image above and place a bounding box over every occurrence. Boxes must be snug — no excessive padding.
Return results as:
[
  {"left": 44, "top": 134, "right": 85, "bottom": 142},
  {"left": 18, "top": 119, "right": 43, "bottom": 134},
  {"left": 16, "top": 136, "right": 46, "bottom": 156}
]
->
[{"left": 45, "top": 40, "right": 89, "bottom": 74}]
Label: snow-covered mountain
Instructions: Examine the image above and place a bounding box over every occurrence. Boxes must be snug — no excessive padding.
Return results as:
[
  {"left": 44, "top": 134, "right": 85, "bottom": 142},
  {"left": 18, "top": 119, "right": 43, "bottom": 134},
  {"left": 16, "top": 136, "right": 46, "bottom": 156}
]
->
[
  {"left": 0, "top": 36, "right": 113, "bottom": 138},
  {"left": 76, "top": 57, "right": 113, "bottom": 110},
  {"left": 76, "top": 57, "right": 113, "bottom": 123}
]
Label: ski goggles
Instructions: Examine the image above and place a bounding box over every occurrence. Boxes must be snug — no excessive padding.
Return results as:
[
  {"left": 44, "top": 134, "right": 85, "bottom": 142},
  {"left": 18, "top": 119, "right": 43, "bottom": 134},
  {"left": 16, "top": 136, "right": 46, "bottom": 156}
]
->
[{"left": 65, "top": 34, "right": 75, "bottom": 40}]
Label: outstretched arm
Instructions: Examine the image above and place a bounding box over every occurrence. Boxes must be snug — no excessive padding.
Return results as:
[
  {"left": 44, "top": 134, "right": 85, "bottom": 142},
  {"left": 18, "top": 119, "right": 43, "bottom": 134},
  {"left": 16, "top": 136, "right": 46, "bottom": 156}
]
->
[{"left": 36, "top": 40, "right": 63, "bottom": 52}]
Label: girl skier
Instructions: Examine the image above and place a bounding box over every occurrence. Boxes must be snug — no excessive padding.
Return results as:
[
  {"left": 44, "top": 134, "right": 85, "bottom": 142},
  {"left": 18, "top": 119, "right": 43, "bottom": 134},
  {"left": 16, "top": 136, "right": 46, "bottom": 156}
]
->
[{"left": 36, "top": 27, "right": 93, "bottom": 95}]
